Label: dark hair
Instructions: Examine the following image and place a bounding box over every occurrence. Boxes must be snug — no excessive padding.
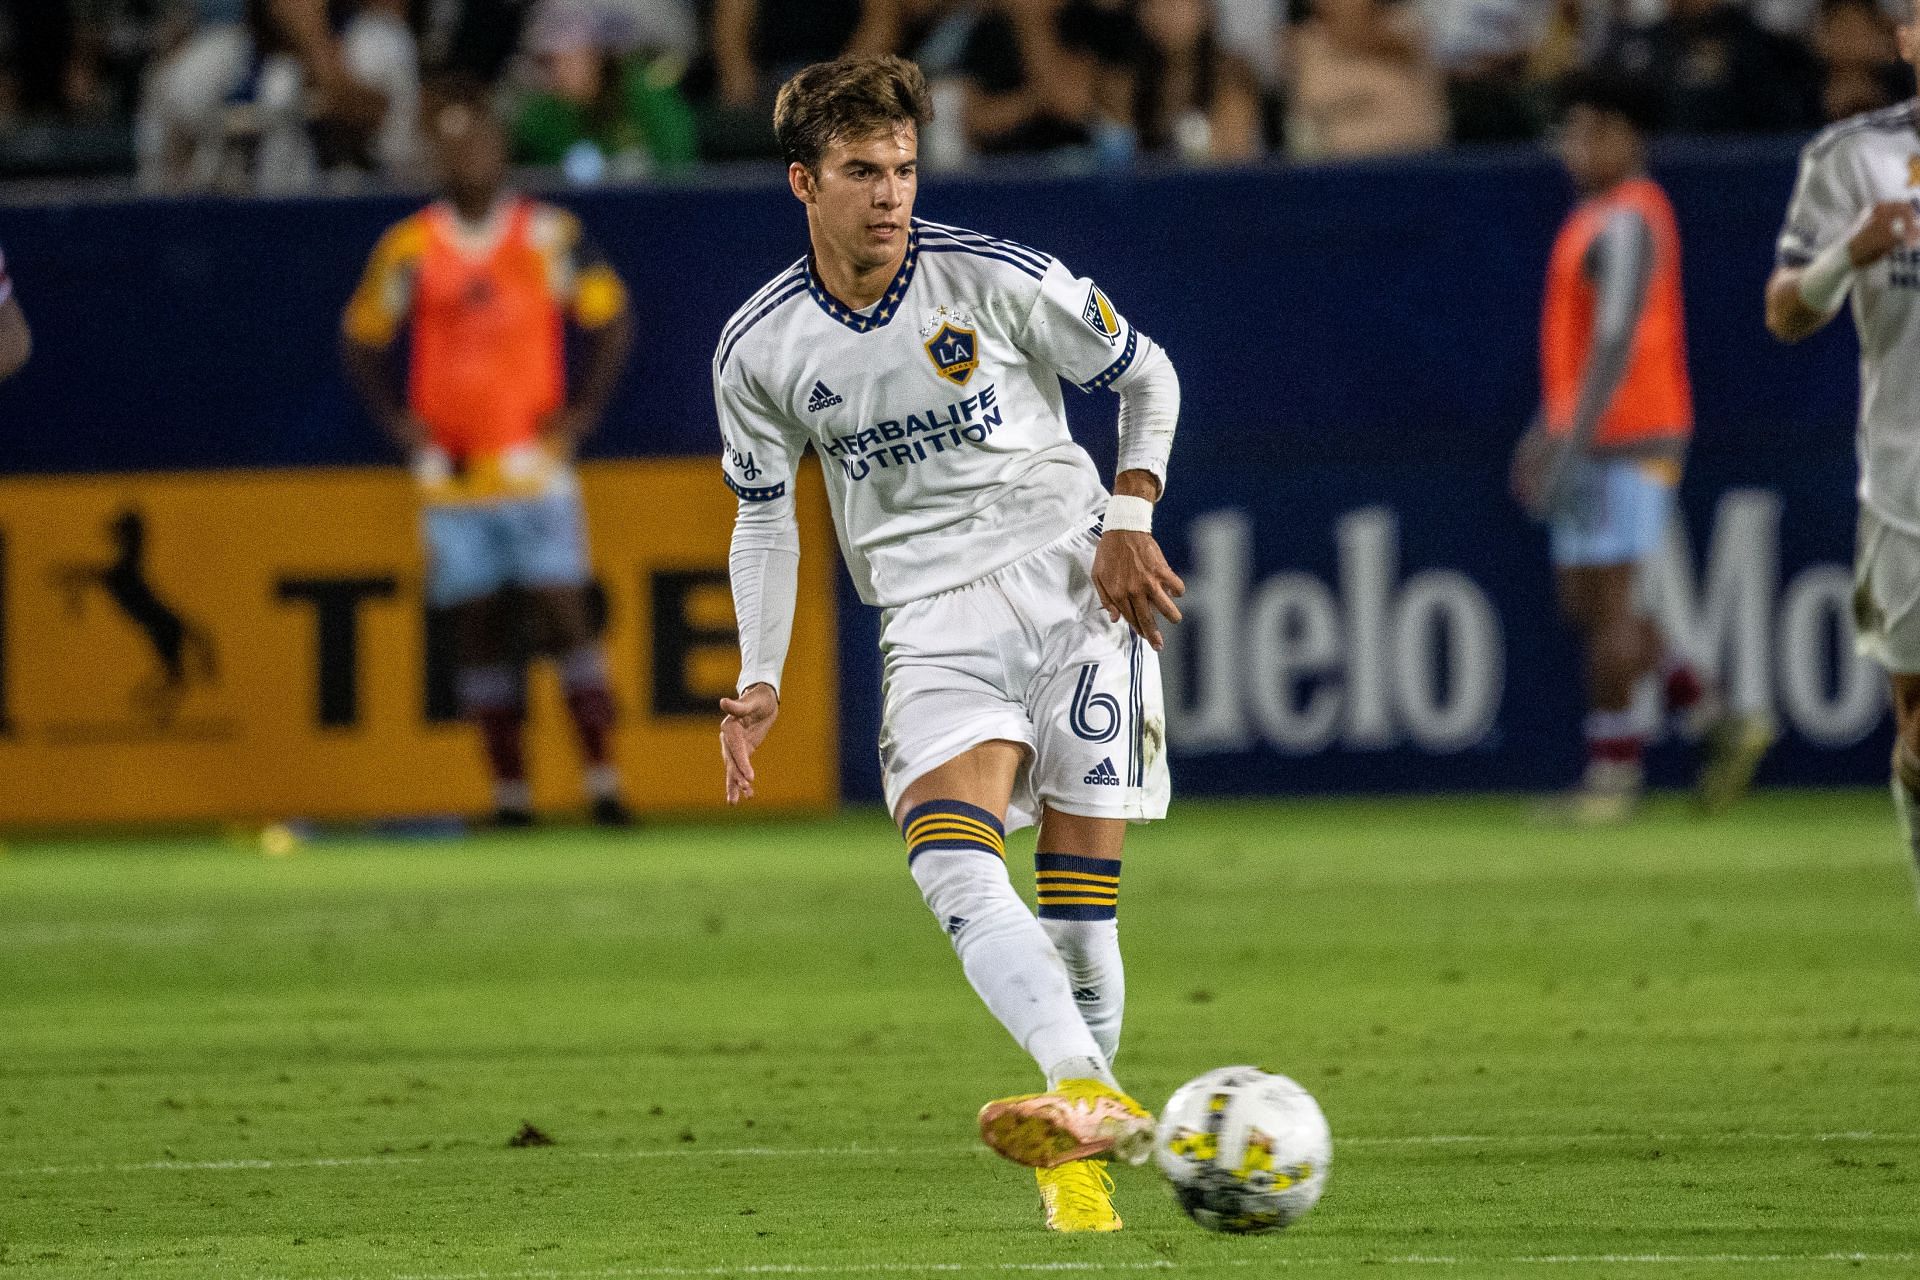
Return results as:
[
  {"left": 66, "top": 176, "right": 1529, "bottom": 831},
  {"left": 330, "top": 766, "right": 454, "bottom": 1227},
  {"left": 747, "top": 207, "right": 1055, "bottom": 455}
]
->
[
  {"left": 773, "top": 55, "right": 933, "bottom": 171},
  {"left": 1559, "top": 71, "right": 1661, "bottom": 136}
]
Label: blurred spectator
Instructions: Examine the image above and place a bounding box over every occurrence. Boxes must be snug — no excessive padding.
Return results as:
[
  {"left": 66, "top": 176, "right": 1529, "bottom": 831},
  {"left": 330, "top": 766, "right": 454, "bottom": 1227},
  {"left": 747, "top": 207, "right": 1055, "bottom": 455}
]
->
[
  {"left": 1592, "top": 0, "right": 1820, "bottom": 133},
  {"left": 137, "top": 0, "right": 311, "bottom": 190},
  {"left": 699, "top": 0, "right": 887, "bottom": 158},
  {"left": 1813, "top": 0, "right": 1913, "bottom": 122},
  {"left": 3, "top": 0, "right": 86, "bottom": 117},
  {"left": 1285, "top": 0, "right": 1448, "bottom": 160},
  {"left": 137, "top": 0, "right": 420, "bottom": 191},
  {"left": 870, "top": 0, "right": 989, "bottom": 168},
  {"left": 320, "top": 0, "right": 423, "bottom": 182},
  {"left": 1131, "top": 0, "right": 1262, "bottom": 159},
  {"left": 1418, "top": 0, "right": 1556, "bottom": 141},
  {"left": 418, "top": 0, "right": 536, "bottom": 83},
  {"left": 711, "top": 0, "right": 888, "bottom": 106},
  {"left": 1214, "top": 0, "right": 1285, "bottom": 90},
  {"left": 513, "top": 0, "right": 697, "bottom": 180},
  {"left": 958, "top": 0, "right": 1134, "bottom": 159}
]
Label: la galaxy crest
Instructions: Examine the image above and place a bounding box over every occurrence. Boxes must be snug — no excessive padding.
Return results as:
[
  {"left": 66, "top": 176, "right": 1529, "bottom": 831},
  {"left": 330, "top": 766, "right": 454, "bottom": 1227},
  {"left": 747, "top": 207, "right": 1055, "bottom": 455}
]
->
[
  {"left": 922, "top": 305, "right": 980, "bottom": 386},
  {"left": 1082, "top": 285, "right": 1121, "bottom": 344}
]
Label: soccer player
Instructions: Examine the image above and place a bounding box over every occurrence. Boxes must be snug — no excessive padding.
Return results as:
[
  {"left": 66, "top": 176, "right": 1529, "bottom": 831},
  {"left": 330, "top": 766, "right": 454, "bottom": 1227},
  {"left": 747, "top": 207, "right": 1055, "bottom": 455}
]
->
[
  {"left": 1512, "top": 74, "right": 1770, "bottom": 824},
  {"left": 0, "top": 245, "right": 30, "bottom": 382},
  {"left": 713, "top": 56, "right": 1182, "bottom": 1232},
  {"left": 343, "top": 84, "right": 634, "bottom": 828},
  {"left": 1767, "top": 9, "right": 1920, "bottom": 899}
]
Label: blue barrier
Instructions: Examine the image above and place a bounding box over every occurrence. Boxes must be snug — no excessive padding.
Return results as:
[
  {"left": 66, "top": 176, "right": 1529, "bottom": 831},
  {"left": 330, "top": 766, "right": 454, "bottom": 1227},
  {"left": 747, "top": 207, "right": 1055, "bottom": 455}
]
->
[{"left": 0, "top": 141, "right": 1885, "bottom": 797}]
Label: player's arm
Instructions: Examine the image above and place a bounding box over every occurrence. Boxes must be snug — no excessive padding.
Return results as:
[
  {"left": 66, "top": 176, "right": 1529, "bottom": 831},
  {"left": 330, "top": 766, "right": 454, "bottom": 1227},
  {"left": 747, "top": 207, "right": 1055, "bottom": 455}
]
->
[
  {"left": 711, "top": 0, "right": 761, "bottom": 108},
  {"left": 0, "top": 249, "right": 29, "bottom": 384},
  {"left": 1512, "top": 208, "right": 1654, "bottom": 517},
  {"left": 713, "top": 367, "right": 805, "bottom": 805},
  {"left": 340, "top": 226, "right": 433, "bottom": 464},
  {"left": 1765, "top": 202, "right": 1916, "bottom": 342},
  {"left": 267, "top": 0, "right": 388, "bottom": 130},
  {"left": 1098, "top": 343, "right": 1185, "bottom": 651},
  {"left": 1764, "top": 135, "right": 1903, "bottom": 343},
  {"left": 1014, "top": 259, "right": 1186, "bottom": 649},
  {"left": 549, "top": 223, "right": 634, "bottom": 449}
]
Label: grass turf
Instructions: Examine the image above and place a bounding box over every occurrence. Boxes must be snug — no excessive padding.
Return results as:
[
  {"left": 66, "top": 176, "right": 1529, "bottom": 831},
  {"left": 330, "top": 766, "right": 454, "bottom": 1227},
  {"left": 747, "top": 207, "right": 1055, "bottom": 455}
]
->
[{"left": 0, "top": 791, "right": 1916, "bottom": 1279}]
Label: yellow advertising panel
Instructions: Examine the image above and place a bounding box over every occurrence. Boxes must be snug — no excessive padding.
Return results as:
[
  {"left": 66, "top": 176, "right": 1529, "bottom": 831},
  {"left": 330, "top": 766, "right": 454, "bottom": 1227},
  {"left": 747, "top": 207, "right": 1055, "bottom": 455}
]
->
[{"left": 0, "top": 460, "right": 837, "bottom": 825}]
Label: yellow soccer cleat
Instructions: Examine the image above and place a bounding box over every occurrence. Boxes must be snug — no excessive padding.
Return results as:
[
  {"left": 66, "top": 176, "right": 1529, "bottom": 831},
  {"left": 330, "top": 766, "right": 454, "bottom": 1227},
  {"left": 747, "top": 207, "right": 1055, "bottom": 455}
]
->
[
  {"left": 1696, "top": 710, "right": 1777, "bottom": 816},
  {"left": 978, "top": 1078, "right": 1154, "bottom": 1169},
  {"left": 1036, "top": 1159, "right": 1122, "bottom": 1232}
]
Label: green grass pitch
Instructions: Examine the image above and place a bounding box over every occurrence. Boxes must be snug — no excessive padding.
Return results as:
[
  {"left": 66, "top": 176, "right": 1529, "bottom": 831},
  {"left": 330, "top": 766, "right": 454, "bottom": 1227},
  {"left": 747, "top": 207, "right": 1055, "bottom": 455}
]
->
[{"left": 2, "top": 792, "right": 1917, "bottom": 1279}]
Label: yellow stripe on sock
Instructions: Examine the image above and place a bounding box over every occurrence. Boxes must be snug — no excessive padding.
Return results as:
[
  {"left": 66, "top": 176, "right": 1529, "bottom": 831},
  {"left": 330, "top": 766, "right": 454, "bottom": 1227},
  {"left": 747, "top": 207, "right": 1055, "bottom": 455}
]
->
[
  {"left": 904, "top": 813, "right": 1002, "bottom": 843},
  {"left": 1036, "top": 894, "right": 1120, "bottom": 906},
  {"left": 906, "top": 822, "right": 1005, "bottom": 848},
  {"left": 1036, "top": 872, "right": 1121, "bottom": 887},
  {"left": 905, "top": 814, "right": 1004, "bottom": 849}
]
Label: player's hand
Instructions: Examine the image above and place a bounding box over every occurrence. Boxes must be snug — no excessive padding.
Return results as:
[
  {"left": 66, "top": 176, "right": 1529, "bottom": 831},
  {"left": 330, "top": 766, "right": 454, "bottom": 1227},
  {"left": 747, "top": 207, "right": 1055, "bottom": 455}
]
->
[
  {"left": 1848, "top": 201, "right": 1920, "bottom": 269},
  {"left": 1094, "top": 531, "right": 1185, "bottom": 652},
  {"left": 539, "top": 406, "right": 594, "bottom": 451},
  {"left": 719, "top": 683, "right": 779, "bottom": 805},
  {"left": 410, "top": 443, "right": 453, "bottom": 491},
  {"left": 1509, "top": 427, "right": 1562, "bottom": 519}
]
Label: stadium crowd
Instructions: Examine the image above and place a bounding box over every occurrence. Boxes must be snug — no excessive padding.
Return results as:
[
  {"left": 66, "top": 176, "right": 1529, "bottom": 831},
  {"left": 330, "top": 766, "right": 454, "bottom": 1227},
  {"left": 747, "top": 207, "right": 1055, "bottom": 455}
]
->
[{"left": 0, "top": 0, "right": 1911, "bottom": 188}]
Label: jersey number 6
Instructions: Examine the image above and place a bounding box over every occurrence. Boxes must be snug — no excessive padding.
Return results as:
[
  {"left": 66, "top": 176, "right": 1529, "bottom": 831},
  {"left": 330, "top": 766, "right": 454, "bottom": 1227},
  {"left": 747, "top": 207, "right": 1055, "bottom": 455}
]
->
[{"left": 1069, "top": 663, "right": 1121, "bottom": 744}]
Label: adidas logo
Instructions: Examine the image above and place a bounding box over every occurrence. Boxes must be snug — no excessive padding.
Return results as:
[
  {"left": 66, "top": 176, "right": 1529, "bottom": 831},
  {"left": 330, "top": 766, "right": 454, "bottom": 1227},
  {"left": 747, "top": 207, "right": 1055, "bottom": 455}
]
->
[
  {"left": 1071, "top": 986, "right": 1100, "bottom": 1003},
  {"left": 945, "top": 914, "right": 970, "bottom": 937},
  {"left": 806, "top": 380, "right": 842, "bottom": 412},
  {"left": 1083, "top": 757, "right": 1121, "bottom": 786}
]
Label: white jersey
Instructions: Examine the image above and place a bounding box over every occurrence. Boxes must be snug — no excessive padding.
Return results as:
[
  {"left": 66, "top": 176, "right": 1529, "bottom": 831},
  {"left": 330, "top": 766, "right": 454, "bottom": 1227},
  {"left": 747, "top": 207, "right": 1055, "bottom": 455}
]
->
[
  {"left": 714, "top": 219, "right": 1148, "bottom": 607},
  {"left": 1778, "top": 101, "right": 1920, "bottom": 536}
]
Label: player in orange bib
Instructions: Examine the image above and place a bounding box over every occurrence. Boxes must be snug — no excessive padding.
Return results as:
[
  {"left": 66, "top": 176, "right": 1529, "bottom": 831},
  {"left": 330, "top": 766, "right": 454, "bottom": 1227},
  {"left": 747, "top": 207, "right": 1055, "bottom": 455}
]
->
[
  {"left": 343, "top": 83, "right": 634, "bottom": 827},
  {"left": 1512, "top": 76, "right": 1772, "bottom": 823}
]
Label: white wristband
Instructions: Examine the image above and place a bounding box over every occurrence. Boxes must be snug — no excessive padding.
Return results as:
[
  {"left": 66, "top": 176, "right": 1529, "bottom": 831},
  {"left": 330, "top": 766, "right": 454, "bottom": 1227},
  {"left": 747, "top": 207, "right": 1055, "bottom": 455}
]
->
[
  {"left": 1797, "top": 235, "right": 1855, "bottom": 315},
  {"left": 1103, "top": 493, "right": 1154, "bottom": 534}
]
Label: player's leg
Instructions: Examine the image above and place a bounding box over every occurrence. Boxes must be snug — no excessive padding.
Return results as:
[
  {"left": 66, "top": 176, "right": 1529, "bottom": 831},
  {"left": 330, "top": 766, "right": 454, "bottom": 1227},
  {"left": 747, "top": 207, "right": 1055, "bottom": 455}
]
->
[
  {"left": 1032, "top": 809, "right": 1125, "bottom": 1065},
  {"left": 1888, "top": 674, "right": 1920, "bottom": 898},
  {"left": 1546, "top": 459, "right": 1671, "bottom": 821},
  {"left": 1855, "top": 508, "right": 1920, "bottom": 899},
  {"left": 894, "top": 743, "right": 1116, "bottom": 1093},
  {"left": 880, "top": 578, "right": 1149, "bottom": 1178},
  {"left": 426, "top": 504, "right": 530, "bottom": 824},
  {"left": 507, "top": 486, "right": 629, "bottom": 824},
  {"left": 1554, "top": 560, "right": 1656, "bottom": 818},
  {"left": 967, "top": 527, "right": 1172, "bottom": 1196},
  {"left": 1023, "top": 806, "right": 1133, "bottom": 1233},
  {"left": 451, "top": 592, "right": 533, "bottom": 824}
]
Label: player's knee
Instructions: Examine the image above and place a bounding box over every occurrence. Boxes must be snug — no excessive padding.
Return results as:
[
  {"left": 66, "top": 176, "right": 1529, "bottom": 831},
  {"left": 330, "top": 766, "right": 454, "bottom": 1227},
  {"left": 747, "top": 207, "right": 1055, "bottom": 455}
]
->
[
  {"left": 902, "top": 800, "right": 1016, "bottom": 920},
  {"left": 1897, "top": 708, "right": 1920, "bottom": 772},
  {"left": 1592, "top": 616, "right": 1644, "bottom": 678}
]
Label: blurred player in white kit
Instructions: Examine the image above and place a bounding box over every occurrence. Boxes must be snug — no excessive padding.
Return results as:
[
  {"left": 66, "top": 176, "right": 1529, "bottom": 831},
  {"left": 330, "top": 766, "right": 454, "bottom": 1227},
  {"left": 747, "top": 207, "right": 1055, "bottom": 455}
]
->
[
  {"left": 710, "top": 55, "right": 1183, "bottom": 1233},
  {"left": 1767, "top": 3, "right": 1920, "bottom": 902}
]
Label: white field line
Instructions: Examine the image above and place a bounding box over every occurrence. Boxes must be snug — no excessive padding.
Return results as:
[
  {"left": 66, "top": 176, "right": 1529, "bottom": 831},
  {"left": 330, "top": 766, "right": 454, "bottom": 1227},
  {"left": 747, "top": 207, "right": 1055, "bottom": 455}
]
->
[
  {"left": 8, "top": 1253, "right": 1919, "bottom": 1280},
  {"left": 377, "top": 1254, "right": 1920, "bottom": 1279},
  {"left": 7, "top": 1130, "right": 1918, "bottom": 1180}
]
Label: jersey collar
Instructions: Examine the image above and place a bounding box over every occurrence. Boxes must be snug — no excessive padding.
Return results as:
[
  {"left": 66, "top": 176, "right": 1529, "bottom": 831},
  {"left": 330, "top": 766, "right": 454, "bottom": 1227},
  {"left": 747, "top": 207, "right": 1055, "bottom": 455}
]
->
[{"left": 805, "top": 224, "right": 918, "bottom": 334}]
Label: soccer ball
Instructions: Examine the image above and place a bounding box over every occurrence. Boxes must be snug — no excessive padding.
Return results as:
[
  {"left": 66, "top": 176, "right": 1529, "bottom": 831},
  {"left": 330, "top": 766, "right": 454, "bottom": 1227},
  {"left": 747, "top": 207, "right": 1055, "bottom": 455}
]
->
[{"left": 1154, "top": 1066, "right": 1332, "bottom": 1234}]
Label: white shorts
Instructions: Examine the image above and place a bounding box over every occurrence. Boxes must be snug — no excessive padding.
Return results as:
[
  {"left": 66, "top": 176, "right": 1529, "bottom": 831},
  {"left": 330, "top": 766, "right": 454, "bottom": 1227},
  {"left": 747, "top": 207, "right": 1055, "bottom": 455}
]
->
[
  {"left": 1854, "top": 507, "right": 1920, "bottom": 673},
  {"left": 877, "top": 524, "right": 1171, "bottom": 833}
]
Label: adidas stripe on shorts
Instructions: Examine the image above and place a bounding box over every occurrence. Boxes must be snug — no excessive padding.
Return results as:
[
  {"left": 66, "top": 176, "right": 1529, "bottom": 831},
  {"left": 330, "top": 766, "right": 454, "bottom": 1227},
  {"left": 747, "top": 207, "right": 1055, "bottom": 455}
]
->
[{"left": 876, "top": 521, "right": 1171, "bottom": 833}]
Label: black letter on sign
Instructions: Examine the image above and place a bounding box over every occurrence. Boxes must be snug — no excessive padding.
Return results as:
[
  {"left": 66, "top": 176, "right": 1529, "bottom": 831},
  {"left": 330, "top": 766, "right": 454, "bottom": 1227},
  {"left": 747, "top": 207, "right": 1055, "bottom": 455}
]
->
[
  {"left": 651, "top": 569, "right": 737, "bottom": 716},
  {"left": 276, "top": 577, "right": 398, "bottom": 727},
  {"left": 423, "top": 605, "right": 460, "bottom": 724}
]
